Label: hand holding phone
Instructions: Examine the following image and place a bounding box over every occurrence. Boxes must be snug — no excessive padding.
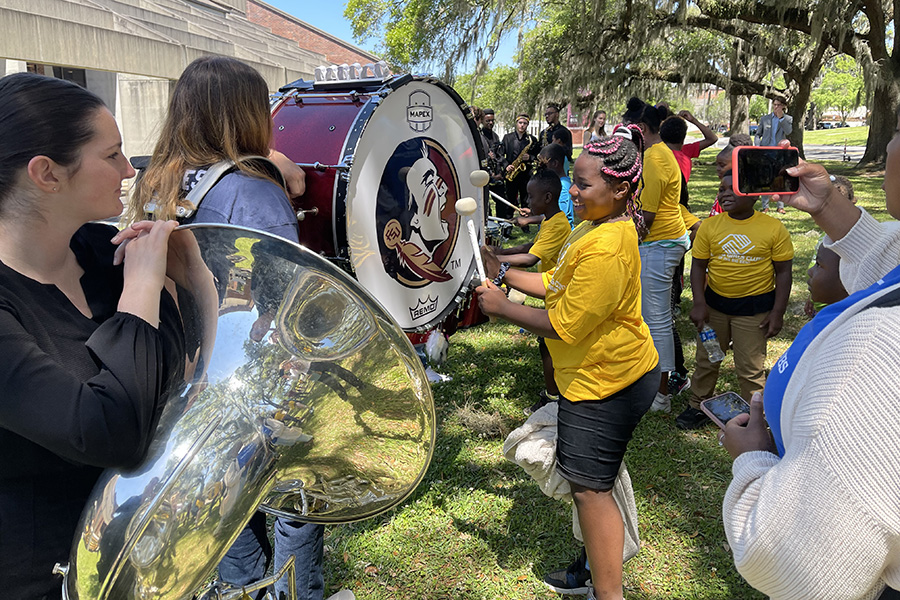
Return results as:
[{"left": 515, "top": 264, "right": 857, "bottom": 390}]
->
[
  {"left": 700, "top": 392, "right": 750, "bottom": 430},
  {"left": 719, "top": 392, "right": 777, "bottom": 459},
  {"left": 732, "top": 146, "right": 800, "bottom": 196}
]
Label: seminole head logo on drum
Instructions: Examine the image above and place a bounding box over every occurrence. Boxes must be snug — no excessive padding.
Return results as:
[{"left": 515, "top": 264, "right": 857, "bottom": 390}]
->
[{"left": 377, "top": 138, "right": 461, "bottom": 288}]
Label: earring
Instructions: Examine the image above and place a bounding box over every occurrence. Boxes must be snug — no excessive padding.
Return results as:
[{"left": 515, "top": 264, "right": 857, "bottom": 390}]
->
[{"left": 52, "top": 187, "right": 58, "bottom": 192}]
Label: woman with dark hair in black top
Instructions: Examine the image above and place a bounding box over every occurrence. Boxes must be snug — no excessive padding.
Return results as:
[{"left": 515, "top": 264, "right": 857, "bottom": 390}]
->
[{"left": 0, "top": 72, "right": 184, "bottom": 598}]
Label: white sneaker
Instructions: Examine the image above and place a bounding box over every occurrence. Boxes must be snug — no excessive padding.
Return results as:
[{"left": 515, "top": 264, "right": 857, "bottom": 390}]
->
[
  {"left": 424, "top": 365, "right": 452, "bottom": 383},
  {"left": 649, "top": 392, "right": 671, "bottom": 413}
]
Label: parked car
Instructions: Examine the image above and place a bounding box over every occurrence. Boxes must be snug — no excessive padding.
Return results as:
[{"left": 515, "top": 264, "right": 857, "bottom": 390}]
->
[{"left": 749, "top": 124, "right": 758, "bottom": 136}]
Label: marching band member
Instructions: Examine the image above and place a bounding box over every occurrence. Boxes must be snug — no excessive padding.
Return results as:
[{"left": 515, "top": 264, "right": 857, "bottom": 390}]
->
[
  {"left": 126, "top": 55, "right": 327, "bottom": 600},
  {"left": 0, "top": 72, "right": 184, "bottom": 597}
]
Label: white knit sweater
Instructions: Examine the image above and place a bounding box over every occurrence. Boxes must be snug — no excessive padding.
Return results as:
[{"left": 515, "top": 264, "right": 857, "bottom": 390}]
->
[{"left": 723, "top": 209, "right": 900, "bottom": 600}]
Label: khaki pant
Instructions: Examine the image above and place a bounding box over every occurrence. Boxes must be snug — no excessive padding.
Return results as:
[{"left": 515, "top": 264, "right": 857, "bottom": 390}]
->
[{"left": 689, "top": 307, "right": 768, "bottom": 409}]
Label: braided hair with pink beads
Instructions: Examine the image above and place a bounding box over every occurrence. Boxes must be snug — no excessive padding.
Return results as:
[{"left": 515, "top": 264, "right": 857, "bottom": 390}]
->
[{"left": 582, "top": 123, "right": 647, "bottom": 237}]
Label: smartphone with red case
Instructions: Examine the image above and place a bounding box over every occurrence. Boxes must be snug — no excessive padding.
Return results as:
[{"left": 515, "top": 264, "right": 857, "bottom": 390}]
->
[
  {"left": 731, "top": 146, "right": 800, "bottom": 196},
  {"left": 700, "top": 392, "right": 750, "bottom": 430}
]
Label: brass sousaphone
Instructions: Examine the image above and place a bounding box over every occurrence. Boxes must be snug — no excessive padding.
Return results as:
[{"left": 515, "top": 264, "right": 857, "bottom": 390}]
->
[{"left": 57, "top": 225, "right": 435, "bottom": 599}]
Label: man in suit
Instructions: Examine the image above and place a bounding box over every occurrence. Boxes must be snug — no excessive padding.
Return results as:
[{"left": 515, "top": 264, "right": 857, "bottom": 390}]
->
[{"left": 754, "top": 97, "right": 792, "bottom": 213}]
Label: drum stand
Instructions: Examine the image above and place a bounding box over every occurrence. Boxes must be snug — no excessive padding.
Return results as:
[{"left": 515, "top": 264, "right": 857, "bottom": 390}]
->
[{"left": 197, "top": 555, "right": 297, "bottom": 600}]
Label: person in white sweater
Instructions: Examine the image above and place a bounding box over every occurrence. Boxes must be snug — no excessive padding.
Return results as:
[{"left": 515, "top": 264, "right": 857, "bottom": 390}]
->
[{"left": 719, "top": 128, "right": 900, "bottom": 600}]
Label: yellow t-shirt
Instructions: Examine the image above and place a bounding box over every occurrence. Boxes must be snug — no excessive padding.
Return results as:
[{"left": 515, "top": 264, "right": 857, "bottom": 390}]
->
[
  {"left": 680, "top": 204, "right": 700, "bottom": 230},
  {"left": 641, "top": 143, "right": 686, "bottom": 242},
  {"left": 529, "top": 211, "right": 573, "bottom": 272},
  {"left": 541, "top": 220, "right": 659, "bottom": 401},
  {"left": 692, "top": 211, "right": 794, "bottom": 298}
]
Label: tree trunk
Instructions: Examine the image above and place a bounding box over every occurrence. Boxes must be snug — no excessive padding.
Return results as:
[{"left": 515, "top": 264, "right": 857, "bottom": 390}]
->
[
  {"left": 859, "top": 81, "right": 899, "bottom": 166},
  {"left": 805, "top": 101, "right": 817, "bottom": 130},
  {"left": 787, "top": 78, "right": 814, "bottom": 160},
  {"left": 729, "top": 93, "right": 749, "bottom": 136}
]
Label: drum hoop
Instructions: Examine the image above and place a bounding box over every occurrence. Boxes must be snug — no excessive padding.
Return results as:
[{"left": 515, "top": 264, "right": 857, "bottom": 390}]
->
[
  {"left": 423, "top": 76, "right": 490, "bottom": 221},
  {"left": 333, "top": 94, "right": 381, "bottom": 261}
]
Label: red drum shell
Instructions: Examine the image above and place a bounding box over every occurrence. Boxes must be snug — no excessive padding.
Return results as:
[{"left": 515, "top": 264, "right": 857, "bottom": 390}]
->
[{"left": 272, "top": 93, "right": 371, "bottom": 258}]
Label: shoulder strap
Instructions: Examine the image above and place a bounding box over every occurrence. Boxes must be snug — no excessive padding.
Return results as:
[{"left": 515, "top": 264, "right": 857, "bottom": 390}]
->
[
  {"left": 182, "top": 155, "right": 286, "bottom": 218},
  {"left": 862, "top": 283, "right": 900, "bottom": 310},
  {"left": 184, "top": 159, "right": 236, "bottom": 211}
]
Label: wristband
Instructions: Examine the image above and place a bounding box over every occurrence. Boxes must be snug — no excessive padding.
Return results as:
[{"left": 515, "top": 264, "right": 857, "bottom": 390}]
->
[{"left": 493, "top": 262, "right": 510, "bottom": 286}]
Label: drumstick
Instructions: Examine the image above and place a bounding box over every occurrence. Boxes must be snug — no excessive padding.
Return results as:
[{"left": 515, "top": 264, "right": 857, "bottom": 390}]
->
[
  {"left": 487, "top": 216, "right": 515, "bottom": 224},
  {"left": 455, "top": 197, "right": 488, "bottom": 285},
  {"left": 488, "top": 190, "right": 528, "bottom": 215},
  {"left": 468, "top": 170, "right": 527, "bottom": 216}
]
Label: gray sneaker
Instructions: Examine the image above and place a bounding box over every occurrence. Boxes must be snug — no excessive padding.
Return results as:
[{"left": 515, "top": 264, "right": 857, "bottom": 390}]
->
[{"left": 649, "top": 392, "right": 671, "bottom": 413}]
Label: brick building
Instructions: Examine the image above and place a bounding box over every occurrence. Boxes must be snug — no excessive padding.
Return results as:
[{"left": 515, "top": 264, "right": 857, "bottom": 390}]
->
[{"left": 247, "top": 0, "right": 379, "bottom": 67}]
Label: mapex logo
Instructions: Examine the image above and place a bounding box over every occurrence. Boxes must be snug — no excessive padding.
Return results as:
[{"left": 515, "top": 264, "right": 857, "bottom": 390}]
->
[
  {"left": 409, "top": 295, "right": 439, "bottom": 320},
  {"left": 407, "top": 90, "right": 433, "bottom": 132},
  {"left": 720, "top": 233, "right": 755, "bottom": 255}
]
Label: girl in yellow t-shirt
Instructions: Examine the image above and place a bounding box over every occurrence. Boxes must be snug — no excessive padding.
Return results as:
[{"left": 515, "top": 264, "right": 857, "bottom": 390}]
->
[
  {"left": 622, "top": 97, "right": 689, "bottom": 413},
  {"left": 477, "top": 124, "right": 659, "bottom": 600}
]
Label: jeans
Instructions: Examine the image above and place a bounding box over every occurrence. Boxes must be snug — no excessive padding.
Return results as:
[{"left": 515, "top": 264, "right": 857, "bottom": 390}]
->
[
  {"left": 760, "top": 196, "right": 783, "bottom": 210},
  {"left": 218, "top": 514, "right": 325, "bottom": 600},
  {"left": 639, "top": 242, "right": 687, "bottom": 373}
]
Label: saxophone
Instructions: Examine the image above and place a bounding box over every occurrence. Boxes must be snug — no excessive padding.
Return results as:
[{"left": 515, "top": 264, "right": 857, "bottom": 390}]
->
[{"left": 505, "top": 136, "right": 534, "bottom": 182}]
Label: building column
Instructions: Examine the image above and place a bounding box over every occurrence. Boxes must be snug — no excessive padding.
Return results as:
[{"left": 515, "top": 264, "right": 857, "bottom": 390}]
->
[{"left": 3, "top": 60, "right": 27, "bottom": 75}]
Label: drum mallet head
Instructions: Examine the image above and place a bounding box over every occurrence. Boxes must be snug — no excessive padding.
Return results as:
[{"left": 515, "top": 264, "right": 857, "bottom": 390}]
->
[
  {"left": 455, "top": 197, "right": 487, "bottom": 284},
  {"left": 469, "top": 170, "right": 490, "bottom": 188},
  {"left": 455, "top": 196, "right": 479, "bottom": 217}
]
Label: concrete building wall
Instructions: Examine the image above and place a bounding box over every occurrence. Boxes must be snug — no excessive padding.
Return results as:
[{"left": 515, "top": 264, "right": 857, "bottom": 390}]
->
[
  {"left": 0, "top": 1, "right": 317, "bottom": 89},
  {"left": 215, "top": 0, "right": 247, "bottom": 12},
  {"left": 116, "top": 73, "right": 175, "bottom": 160},
  {"left": 247, "top": 0, "right": 378, "bottom": 66},
  {"left": 86, "top": 70, "right": 118, "bottom": 115}
]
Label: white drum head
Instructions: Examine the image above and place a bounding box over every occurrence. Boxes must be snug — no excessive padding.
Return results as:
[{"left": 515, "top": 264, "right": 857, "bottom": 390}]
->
[{"left": 345, "top": 79, "right": 483, "bottom": 331}]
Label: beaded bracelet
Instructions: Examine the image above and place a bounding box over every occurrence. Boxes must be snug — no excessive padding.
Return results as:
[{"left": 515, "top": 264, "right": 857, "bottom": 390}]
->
[{"left": 492, "top": 262, "right": 510, "bottom": 286}]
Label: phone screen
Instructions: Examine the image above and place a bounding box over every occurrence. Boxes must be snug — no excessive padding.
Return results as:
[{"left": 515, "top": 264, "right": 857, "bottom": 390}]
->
[
  {"left": 700, "top": 392, "right": 750, "bottom": 428},
  {"left": 734, "top": 147, "right": 800, "bottom": 195}
]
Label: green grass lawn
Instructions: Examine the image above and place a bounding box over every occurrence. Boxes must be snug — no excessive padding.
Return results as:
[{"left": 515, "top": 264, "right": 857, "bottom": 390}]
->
[
  {"left": 801, "top": 125, "right": 869, "bottom": 146},
  {"left": 314, "top": 160, "right": 889, "bottom": 599},
  {"left": 685, "top": 125, "right": 869, "bottom": 147}
]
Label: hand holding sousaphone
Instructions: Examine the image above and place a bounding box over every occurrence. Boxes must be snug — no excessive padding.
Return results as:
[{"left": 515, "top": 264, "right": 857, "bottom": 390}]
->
[{"left": 60, "top": 225, "right": 435, "bottom": 600}]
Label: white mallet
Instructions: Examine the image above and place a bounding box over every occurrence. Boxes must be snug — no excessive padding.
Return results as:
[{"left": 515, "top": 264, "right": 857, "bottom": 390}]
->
[
  {"left": 455, "top": 196, "right": 488, "bottom": 285},
  {"left": 469, "top": 169, "right": 490, "bottom": 188}
]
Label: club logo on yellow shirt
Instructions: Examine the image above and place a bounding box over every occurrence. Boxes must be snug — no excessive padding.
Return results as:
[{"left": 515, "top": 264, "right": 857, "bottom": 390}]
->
[
  {"left": 720, "top": 233, "right": 755, "bottom": 255},
  {"left": 717, "top": 233, "right": 764, "bottom": 265}
]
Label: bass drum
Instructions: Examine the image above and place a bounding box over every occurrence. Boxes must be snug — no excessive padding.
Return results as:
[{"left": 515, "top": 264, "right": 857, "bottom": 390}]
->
[
  {"left": 62, "top": 225, "right": 434, "bottom": 600},
  {"left": 271, "top": 75, "right": 487, "bottom": 333}
]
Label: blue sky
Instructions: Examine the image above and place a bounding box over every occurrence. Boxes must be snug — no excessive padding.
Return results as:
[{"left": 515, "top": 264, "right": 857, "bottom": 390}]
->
[{"left": 264, "top": 0, "right": 519, "bottom": 67}]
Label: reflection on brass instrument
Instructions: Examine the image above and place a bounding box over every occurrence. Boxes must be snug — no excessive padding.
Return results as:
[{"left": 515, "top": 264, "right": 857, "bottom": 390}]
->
[
  {"left": 59, "top": 225, "right": 435, "bottom": 600},
  {"left": 505, "top": 137, "right": 533, "bottom": 182}
]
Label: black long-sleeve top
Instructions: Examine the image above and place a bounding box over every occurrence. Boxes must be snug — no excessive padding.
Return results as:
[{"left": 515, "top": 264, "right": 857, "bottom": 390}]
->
[{"left": 0, "top": 223, "right": 185, "bottom": 598}]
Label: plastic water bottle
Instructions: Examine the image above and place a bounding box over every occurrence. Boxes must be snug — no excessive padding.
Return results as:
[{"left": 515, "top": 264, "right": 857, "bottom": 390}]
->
[{"left": 699, "top": 325, "right": 726, "bottom": 363}]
